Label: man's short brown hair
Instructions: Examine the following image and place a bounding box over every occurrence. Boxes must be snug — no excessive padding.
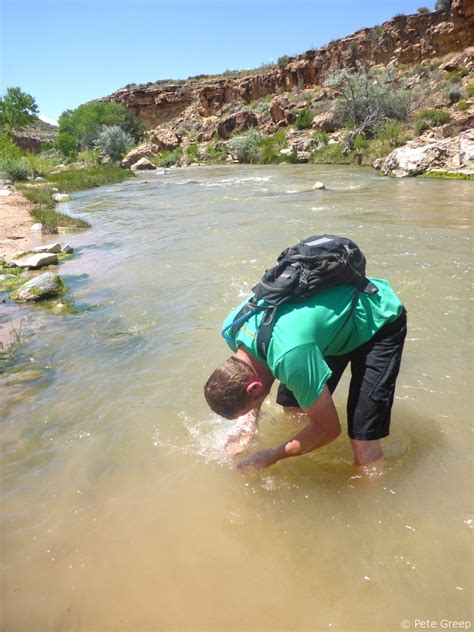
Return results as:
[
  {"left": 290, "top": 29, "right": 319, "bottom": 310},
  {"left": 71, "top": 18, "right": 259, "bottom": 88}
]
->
[{"left": 204, "top": 356, "right": 254, "bottom": 419}]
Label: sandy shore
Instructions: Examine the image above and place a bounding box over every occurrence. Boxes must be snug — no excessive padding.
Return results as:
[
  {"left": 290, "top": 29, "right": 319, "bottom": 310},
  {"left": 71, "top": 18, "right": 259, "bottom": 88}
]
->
[{"left": 0, "top": 188, "right": 42, "bottom": 260}]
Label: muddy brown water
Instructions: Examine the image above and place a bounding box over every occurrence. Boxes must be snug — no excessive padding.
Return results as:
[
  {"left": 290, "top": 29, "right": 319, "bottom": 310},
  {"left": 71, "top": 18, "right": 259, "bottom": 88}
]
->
[{"left": 1, "top": 165, "right": 472, "bottom": 631}]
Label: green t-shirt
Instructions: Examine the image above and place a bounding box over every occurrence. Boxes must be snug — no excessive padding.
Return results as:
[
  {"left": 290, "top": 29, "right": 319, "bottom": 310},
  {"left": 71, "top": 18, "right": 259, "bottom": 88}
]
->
[{"left": 222, "top": 277, "right": 403, "bottom": 409}]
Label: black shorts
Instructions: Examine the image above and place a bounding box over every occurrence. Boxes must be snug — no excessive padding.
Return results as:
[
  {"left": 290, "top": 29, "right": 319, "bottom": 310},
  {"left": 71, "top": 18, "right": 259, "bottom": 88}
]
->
[{"left": 276, "top": 310, "right": 407, "bottom": 440}]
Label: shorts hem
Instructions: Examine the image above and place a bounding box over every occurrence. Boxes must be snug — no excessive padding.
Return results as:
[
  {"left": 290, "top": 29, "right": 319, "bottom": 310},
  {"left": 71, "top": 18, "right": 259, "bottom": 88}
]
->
[{"left": 348, "top": 431, "right": 390, "bottom": 441}]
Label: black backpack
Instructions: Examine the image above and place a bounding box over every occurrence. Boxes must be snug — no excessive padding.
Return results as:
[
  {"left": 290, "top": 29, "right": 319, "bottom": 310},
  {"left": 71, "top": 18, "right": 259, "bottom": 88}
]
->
[{"left": 223, "top": 234, "right": 378, "bottom": 358}]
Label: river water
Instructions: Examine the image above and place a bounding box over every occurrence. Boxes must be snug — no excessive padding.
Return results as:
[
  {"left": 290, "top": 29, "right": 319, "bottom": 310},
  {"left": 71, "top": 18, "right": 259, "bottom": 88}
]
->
[{"left": 1, "top": 165, "right": 472, "bottom": 631}]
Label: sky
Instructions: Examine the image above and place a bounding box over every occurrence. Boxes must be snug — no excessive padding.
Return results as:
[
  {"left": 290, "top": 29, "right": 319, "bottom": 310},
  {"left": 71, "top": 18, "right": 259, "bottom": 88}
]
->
[{"left": 1, "top": 0, "right": 438, "bottom": 126}]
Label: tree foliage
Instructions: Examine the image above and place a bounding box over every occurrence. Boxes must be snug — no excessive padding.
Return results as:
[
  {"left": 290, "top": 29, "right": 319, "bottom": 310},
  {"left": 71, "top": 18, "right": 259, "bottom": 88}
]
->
[
  {"left": 56, "top": 102, "right": 143, "bottom": 158},
  {"left": 0, "top": 87, "right": 39, "bottom": 133},
  {"left": 324, "top": 63, "right": 410, "bottom": 150},
  {"left": 95, "top": 125, "right": 134, "bottom": 161},
  {"left": 435, "top": 0, "right": 451, "bottom": 11}
]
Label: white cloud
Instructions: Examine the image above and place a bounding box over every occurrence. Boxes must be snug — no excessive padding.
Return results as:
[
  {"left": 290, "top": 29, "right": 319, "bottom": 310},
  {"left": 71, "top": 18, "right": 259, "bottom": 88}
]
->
[{"left": 38, "top": 113, "right": 58, "bottom": 127}]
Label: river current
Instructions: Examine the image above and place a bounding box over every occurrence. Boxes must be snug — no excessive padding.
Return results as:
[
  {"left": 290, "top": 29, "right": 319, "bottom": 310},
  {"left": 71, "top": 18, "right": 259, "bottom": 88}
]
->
[{"left": 1, "top": 164, "right": 472, "bottom": 631}]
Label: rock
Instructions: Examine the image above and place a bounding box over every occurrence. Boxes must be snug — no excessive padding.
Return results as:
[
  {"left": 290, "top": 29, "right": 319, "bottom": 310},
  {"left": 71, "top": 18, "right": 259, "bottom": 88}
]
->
[
  {"left": 11, "top": 272, "right": 65, "bottom": 303},
  {"left": 0, "top": 274, "right": 15, "bottom": 281},
  {"left": 34, "top": 176, "right": 45, "bottom": 182},
  {"left": 52, "top": 302, "right": 69, "bottom": 315},
  {"left": 32, "top": 243, "right": 62, "bottom": 254},
  {"left": 372, "top": 158, "right": 383, "bottom": 170},
  {"left": 52, "top": 193, "right": 70, "bottom": 202},
  {"left": 279, "top": 148, "right": 293, "bottom": 156},
  {"left": 459, "top": 129, "right": 474, "bottom": 166},
  {"left": 11, "top": 253, "right": 58, "bottom": 269},
  {"left": 311, "top": 110, "right": 338, "bottom": 132},
  {"left": 121, "top": 142, "right": 160, "bottom": 168},
  {"left": 52, "top": 188, "right": 59, "bottom": 193},
  {"left": 312, "top": 181, "right": 326, "bottom": 190},
  {"left": 296, "top": 151, "right": 310, "bottom": 163},
  {"left": 0, "top": 190, "right": 12, "bottom": 197},
  {"left": 61, "top": 244, "right": 74, "bottom": 254},
  {"left": 149, "top": 128, "right": 181, "bottom": 151},
  {"left": 381, "top": 131, "right": 474, "bottom": 177},
  {"left": 217, "top": 111, "right": 259, "bottom": 139},
  {"left": 131, "top": 158, "right": 157, "bottom": 171},
  {"left": 0, "top": 179, "right": 12, "bottom": 185},
  {"left": 30, "top": 223, "right": 43, "bottom": 232}
]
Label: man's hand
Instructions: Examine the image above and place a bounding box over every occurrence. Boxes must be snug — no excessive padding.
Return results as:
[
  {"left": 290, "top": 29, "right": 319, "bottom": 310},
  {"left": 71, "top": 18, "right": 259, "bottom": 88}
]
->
[{"left": 236, "top": 449, "right": 276, "bottom": 472}]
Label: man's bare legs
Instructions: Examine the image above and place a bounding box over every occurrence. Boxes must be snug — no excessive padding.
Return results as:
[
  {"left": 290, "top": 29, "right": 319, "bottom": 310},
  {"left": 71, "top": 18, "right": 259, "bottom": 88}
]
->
[{"left": 351, "top": 439, "right": 383, "bottom": 466}]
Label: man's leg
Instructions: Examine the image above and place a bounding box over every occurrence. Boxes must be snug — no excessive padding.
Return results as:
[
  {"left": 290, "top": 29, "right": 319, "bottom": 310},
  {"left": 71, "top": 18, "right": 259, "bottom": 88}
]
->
[{"left": 346, "top": 311, "right": 407, "bottom": 465}]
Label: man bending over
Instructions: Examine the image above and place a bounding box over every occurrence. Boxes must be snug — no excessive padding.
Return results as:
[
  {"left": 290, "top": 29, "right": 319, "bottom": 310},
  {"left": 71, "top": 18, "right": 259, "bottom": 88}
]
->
[{"left": 204, "top": 277, "right": 406, "bottom": 471}]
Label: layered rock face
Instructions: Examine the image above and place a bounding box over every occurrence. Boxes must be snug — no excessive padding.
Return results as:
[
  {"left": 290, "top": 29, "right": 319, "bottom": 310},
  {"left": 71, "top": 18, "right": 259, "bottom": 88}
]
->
[{"left": 104, "top": 1, "right": 474, "bottom": 129}]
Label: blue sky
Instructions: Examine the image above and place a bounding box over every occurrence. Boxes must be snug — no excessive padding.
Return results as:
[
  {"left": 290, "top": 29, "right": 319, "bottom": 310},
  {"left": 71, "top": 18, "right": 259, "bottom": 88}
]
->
[{"left": 1, "top": 0, "right": 437, "bottom": 125}]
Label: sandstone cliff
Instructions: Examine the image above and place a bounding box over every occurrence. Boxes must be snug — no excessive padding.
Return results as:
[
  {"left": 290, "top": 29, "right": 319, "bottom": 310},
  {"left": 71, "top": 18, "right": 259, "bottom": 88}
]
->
[{"left": 104, "top": 0, "right": 474, "bottom": 129}]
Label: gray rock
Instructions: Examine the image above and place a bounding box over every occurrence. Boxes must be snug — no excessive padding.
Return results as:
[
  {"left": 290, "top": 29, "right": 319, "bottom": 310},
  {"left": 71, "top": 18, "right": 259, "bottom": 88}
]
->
[
  {"left": 35, "top": 176, "right": 45, "bottom": 181},
  {"left": 0, "top": 189, "right": 12, "bottom": 197},
  {"left": 0, "top": 179, "right": 12, "bottom": 185},
  {"left": 11, "top": 272, "right": 65, "bottom": 303},
  {"left": 30, "top": 223, "right": 43, "bottom": 232},
  {"left": 32, "top": 243, "right": 62, "bottom": 254},
  {"left": 0, "top": 274, "right": 15, "bottom": 281},
  {"left": 131, "top": 158, "right": 156, "bottom": 171},
  {"left": 312, "top": 181, "right": 326, "bottom": 190},
  {"left": 11, "top": 253, "right": 58, "bottom": 269},
  {"left": 296, "top": 151, "right": 310, "bottom": 163},
  {"left": 61, "top": 244, "right": 74, "bottom": 254},
  {"left": 52, "top": 193, "right": 71, "bottom": 202}
]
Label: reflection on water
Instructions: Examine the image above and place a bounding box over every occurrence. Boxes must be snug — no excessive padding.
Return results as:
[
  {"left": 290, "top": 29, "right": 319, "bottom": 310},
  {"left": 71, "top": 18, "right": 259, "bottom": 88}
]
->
[{"left": 1, "top": 165, "right": 472, "bottom": 630}]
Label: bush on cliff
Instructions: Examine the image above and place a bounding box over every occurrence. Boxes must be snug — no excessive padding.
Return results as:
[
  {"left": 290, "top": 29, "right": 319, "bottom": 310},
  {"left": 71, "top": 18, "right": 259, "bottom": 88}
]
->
[
  {"left": 325, "top": 63, "right": 409, "bottom": 150},
  {"left": 228, "top": 129, "right": 262, "bottom": 163},
  {"left": 414, "top": 109, "right": 450, "bottom": 135},
  {"left": 294, "top": 109, "right": 315, "bottom": 130}
]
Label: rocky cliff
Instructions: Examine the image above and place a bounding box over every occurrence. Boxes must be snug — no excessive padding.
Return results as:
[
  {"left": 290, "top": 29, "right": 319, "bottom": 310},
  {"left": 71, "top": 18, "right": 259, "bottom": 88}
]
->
[{"left": 104, "top": 0, "right": 474, "bottom": 129}]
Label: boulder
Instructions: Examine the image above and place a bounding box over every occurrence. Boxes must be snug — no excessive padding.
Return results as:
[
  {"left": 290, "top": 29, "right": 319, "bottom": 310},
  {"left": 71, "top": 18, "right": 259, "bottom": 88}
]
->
[
  {"left": 32, "top": 243, "right": 62, "bottom": 254},
  {"left": 217, "top": 111, "right": 259, "bottom": 140},
  {"left": 459, "top": 129, "right": 474, "bottom": 166},
  {"left": 30, "top": 223, "right": 43, "bottom": 232},
  {"left": 296, "top": 151, "right": 310, "bottom": 163},
  {"left": 61, "top": 244, "right": 74, "bottom": 254},
  {"left": 312, "top": 181, "right": 326, "bottom": 190},
  {"left": 11, "top": 253, "right": 58, "bottom": 269},
  {"left": 381, "top": 131, "right": 474, "bottom": 177},
  {"left": 11, "top": 272, "right": 65, "bottom": 303},
  {"left": 52, "top": 193, "right": 70, "bottom": 202},
  {"left": 131, "top": 158, "right": 157, "bottom": 171},
  {"left": 0, "top": 189, "right": 12, "bottom": 197},
  {"left": 312, "top": 109, "right": 338, "bottom": 133},
  {"left": 149, "top": 129, "right": 181, "bottom": 151},
  {"left": 121, "top": 142, "right": 160, "bottom": 168}
]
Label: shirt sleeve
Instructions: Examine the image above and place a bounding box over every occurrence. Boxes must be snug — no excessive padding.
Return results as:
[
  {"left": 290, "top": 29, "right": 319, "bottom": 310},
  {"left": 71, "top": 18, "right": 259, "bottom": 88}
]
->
[{"left": 273, "top": 343, "right": 332, "bottom": 409}]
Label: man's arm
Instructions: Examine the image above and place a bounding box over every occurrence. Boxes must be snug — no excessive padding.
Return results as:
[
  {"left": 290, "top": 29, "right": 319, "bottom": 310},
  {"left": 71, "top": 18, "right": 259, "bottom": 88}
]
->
[{"left": 236, "top": 386, "right": 341, "bottom": 470}]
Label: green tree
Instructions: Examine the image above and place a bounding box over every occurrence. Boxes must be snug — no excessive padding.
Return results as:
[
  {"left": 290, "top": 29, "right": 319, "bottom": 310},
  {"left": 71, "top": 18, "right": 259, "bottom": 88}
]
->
[
  {"left": 56, "top": 101, "right": 143, "bottom": 158},
  {"left": 0, "top": 87, "right": 39, "bottom": 133}
]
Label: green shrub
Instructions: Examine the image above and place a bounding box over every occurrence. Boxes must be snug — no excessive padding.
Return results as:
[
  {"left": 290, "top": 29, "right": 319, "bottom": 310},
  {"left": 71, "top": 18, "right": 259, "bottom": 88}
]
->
[
  {"left": 312, "top": 131, "right": 330, "bottom": 145},
  {"left": 259, "top": 130, "right": 288, "bottom": 164},
  {"left": 311, "top": 143, "right": 348, "bottom": 164},
  {"left": 204, "top": 144, "right": 226, "bottom": 162},
  {"left": 446, "top": 83, "right": 463, "bottom": 104},
  {"left": 373, "top": 120, "right": 408, "bottom": 148},
  {"left": 228, "top": 129, "right": 262, "bottom": 163},
  {"left": 95, "top": 125, "right": 134, "bottom": 162},
  {"left": 466, "top": 82, "right": 474, "bottom": 96},
  {"left": 56, "top": 131, "right": 79, "bottom": 159},
  {"left": 415, "top": 109, "right": 450, "bottom": 134},
  {"left": 294, "top": 108, "right": 315, "bottom": 130},
  {"left": 457, "top": 101, "right": 470, "bottom": 112},
  {"left": 155, "top": 148, "right": 183, "bottom": 167},
  {"left": 277, "top": 55, "right": 289, "bottom": 69},
  {"left": 417, "top": 7, "right": 430, "bottom": 13},
  {"left": 78, "top": 149, "right": 101, "bottom": 168},
  {"left": 0, "top": 155, "right": 31, "bottom": 180},
  {"left": 185, "top": 144, "right": 200, "bottom": 162},
  {"left": 25, "top": 153, "right": 56, "bottom": 177},
  {"left": 0, "top": 131, "right": 21, "bottom": 160}
]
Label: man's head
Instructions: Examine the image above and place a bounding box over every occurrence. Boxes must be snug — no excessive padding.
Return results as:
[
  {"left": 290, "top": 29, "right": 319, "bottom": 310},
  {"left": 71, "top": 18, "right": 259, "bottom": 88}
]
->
[{"left": 204, "top": 355, "right": 270, "bottom": 419}]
